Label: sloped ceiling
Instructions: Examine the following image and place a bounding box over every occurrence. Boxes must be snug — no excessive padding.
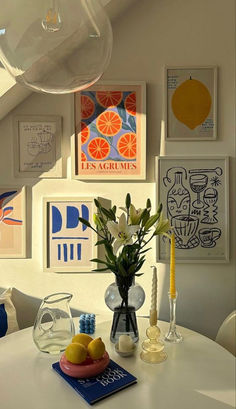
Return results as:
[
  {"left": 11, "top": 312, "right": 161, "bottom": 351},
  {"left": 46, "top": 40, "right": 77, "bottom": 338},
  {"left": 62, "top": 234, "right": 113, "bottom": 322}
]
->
[{"left": 0, "top": 0, "right": 138, "bottom": 121}]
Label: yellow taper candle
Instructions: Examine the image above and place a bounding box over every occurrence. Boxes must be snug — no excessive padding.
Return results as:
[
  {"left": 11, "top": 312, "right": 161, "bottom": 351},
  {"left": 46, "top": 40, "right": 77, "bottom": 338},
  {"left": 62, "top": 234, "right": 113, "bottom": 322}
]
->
[{"left": 170, "top": 233, "right": 176, "bottom": 299}]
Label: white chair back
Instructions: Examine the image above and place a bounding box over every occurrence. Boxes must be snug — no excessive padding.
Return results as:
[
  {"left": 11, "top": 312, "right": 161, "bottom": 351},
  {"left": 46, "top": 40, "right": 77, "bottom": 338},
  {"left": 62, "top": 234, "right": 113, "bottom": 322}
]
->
[{"left": 215, "top": 311, "right": 236, "bottom": 356}]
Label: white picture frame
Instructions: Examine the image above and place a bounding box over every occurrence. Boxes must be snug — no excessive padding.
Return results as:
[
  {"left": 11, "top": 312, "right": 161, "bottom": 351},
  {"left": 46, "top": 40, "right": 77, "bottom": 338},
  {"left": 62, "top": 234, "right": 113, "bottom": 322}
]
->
[
  {"left": 72, "top": 81, "right": 146, "bottom": 180},
  {"left": 43, "top": 196, "right": 110, "bottom": 273},
  {"left": 13, "top": 115, "right": 62, "bottom": 178},
  {"left": 156, "top": 156, "right": 229, "bottom": 263},
  {"left": 0, "top": 186, "right": 26, "bottom": 258},
  {"left": 164, "top": 66, "right": 217, "bottom": 141}
]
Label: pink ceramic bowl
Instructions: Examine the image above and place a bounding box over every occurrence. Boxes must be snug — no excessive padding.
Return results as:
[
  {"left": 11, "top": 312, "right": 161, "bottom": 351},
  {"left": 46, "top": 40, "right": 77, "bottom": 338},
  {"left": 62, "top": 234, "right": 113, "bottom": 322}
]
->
[{"left": 59, "top": 351, "right": 110, "bottom": 378}]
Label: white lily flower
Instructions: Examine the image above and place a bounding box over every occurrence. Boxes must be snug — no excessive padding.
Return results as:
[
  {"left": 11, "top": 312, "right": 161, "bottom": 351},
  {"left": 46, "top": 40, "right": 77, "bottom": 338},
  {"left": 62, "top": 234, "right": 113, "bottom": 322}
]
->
[
  {"left": 129, "top": 204, "right": 144, "bottom": 225},
  {"left": 154, "top": 212, "right": 172, "bottom": 237},
  {"left": 107, "top": 213, "right": 140, "bottom": 253}
]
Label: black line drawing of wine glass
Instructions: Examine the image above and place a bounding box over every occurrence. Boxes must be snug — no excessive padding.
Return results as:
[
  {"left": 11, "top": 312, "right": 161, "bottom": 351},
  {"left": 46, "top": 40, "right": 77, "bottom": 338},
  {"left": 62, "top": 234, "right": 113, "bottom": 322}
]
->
[{"left": 189, "top": 174, "right": 208, "bottom": 209}]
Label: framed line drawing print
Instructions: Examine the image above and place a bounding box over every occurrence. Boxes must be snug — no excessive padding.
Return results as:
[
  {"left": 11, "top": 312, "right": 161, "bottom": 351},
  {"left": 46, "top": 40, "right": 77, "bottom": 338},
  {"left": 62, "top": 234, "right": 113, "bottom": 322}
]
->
[
  {"left": 0, "top": 186, "right": 26, "bottom": 258},
  {"left": 156, "top": 156, "right": 229, "bottom": 263},
  {"left": 43, "top": 197, "right": 110, "bottom": 273},
  {"left": 165, "top": 66, "right": 217, "bottom": 140},
  {"left": 13, "top": 115, "right": 62, "bottom": 178},
  {"left": 72, "top": 81, "right": 146, "bottom": 180}
]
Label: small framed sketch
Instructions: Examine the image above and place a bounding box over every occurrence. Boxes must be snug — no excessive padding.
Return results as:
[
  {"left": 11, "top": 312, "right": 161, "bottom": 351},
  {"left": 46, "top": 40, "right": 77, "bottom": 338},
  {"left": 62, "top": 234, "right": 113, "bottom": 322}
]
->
[
  {"left": 72, "top": 81, "right": 146, "bottom": 180},
  {"left": 164, "top": 66, "right": 217, "bottom": 140},
  {"left": 43, "top": 196, "right": 110, "bottom": 273},
  {"left": 0, "top": 186, "right": 26, "bottom": 258},
  {"left": 13, "top": 115, "right": 62, "bottom": 178},
  {"left": 156, "top": 156, "right": 229, "bottom": 263}
]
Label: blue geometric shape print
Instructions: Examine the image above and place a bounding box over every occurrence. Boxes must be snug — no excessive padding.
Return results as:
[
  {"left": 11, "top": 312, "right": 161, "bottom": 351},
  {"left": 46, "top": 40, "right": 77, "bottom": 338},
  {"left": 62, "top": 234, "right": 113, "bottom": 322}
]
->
[
  {"left": 52, "top": 205, "right": 62, "bottom": 233},
  {"left": 66, "top": 206, "right": 79, "bottom": 229},
  {"left": 81, "top": 204, "right": 89, "bottom": 231},
  {"left": 0, "top": 304, "right": 8, "bottom": 337},
  {"left": 50, "top": 202, "right": 91, "bottom": 266}
]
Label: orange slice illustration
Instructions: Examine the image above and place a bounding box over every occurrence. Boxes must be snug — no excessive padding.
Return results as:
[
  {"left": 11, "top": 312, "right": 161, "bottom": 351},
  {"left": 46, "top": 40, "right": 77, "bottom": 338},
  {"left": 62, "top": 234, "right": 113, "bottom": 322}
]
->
[
  {"left": 80, "top": 121, "right": 90, "bottom": 145},
  {"left": 117, "top": 132, "right": 136, "bottom": 159},
  {"left": 81, "top": 95, "right": 95, "bottom": 119},
  {"left": 87, "top": 137, "right": 110, "bottom": 160},
  {"left": 81, "top": 151, "right": 87, "bottom": 161},
  {"left": 124, "top": 92, "right": 136, "bottom": 116},
  {"left": 171, "top": 78, "right": 212, "bottom": 130},
  {"left": 96, "top": 91, "right": 122, "bottom": 108},
  {"left": 96, "top": 111, "right": 122, "bottom": 137}
]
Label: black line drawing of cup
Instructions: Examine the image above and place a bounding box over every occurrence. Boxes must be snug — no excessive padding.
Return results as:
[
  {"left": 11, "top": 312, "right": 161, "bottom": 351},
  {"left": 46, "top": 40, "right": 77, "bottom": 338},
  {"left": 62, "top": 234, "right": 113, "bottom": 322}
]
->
[
  {"left": 171, "top": 215, "right": 199, "bottom": 249},
  {"left": 198, "top": 228, "right": 221, "bottom": 248}
]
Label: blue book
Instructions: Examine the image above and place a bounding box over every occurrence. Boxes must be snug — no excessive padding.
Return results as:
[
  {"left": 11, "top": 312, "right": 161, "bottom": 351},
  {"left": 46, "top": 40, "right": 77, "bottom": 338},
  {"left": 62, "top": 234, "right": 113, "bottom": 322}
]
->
[{"left": 52, "top": 359, "right": 137, "bottom": 405}]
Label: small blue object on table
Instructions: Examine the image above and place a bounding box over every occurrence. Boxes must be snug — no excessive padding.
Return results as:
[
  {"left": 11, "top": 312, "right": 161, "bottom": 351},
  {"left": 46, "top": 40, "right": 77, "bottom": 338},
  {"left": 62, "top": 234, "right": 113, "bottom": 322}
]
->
[{"left": 79, "top": 314, "right": 95, "bottom": 334}]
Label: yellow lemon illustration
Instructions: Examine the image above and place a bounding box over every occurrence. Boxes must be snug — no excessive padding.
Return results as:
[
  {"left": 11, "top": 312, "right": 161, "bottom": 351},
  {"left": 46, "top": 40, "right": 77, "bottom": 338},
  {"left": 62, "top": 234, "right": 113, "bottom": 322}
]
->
[
  {"left": 65, "top": 342, "right": 87, "bottom": 364},
  {"left": 87, "top": 337, "right": 105, "bottom": 360},
  {"left": 72, "top": 333, "right": 93, "bottom": 347},
  {"left": 171, "top": 77, "right": 212, "bottom": 130}
]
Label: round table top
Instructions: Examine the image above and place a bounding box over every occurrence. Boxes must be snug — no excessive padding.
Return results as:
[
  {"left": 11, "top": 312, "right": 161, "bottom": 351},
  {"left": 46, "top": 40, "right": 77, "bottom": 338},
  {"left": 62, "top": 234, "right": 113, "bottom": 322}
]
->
[{"left": 0, "top": 315, "right": 235, "bottom": 409}]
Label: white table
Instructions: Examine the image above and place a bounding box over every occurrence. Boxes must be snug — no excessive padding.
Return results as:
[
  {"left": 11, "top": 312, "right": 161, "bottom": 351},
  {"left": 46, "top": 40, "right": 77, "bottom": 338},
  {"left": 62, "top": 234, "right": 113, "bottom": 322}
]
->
[{"left": 0, "top": 316, "right": 235, "bottom": 409}]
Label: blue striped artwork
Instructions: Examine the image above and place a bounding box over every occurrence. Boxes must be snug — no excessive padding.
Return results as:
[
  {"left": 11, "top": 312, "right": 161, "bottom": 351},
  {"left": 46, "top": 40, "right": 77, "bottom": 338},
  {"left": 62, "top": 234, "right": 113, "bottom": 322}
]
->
[{"left": 50, "top": 201, "right": 92, "bottom": 268}]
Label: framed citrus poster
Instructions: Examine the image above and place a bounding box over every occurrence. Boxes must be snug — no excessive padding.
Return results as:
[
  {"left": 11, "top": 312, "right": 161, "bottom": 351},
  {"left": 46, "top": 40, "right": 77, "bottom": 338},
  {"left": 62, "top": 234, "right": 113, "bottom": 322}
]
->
[
  {"left": 72, "top": 81, "right": 146, "bottom": 180},
  {"left": 164, "top": 66, "right": 217, "bottom": 141}
]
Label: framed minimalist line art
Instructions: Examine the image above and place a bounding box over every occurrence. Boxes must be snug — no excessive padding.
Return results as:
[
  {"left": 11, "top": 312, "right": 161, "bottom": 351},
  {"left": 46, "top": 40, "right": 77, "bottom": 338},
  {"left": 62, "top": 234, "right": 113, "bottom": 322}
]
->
[
  {"left": 164, "top": 66, "right": 217, "bottom": 141},
  {"left": 0, "top": 186, "right": 26, "bottom": 258},
  {"left": 72, "top": 81, "right": 146, "bottom": 180},
  {"left": 156, "top": 156, "right": 229, "bottom": 263},
  {"left": 43, "top": 197, "right": 110, "bottom": 273},
  {"left": 13, "top": 115, "right": 62, "bottom": 178}
]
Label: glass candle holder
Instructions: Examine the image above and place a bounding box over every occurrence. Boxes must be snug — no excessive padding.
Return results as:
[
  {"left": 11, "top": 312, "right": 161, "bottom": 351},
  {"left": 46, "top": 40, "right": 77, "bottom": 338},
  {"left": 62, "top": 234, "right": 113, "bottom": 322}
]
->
[
  {"left": 165, "top": 291, "right": 183, "bottom": 343},
  {"left": 140, "top": 310, "right": 167, "bottom": 364}
]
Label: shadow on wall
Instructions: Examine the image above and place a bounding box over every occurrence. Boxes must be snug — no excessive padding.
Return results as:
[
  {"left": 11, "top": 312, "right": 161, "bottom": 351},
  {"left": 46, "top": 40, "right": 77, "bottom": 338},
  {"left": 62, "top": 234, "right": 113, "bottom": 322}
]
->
[{"left": 0, "top": 287, "right": 86, "bottom": 330}]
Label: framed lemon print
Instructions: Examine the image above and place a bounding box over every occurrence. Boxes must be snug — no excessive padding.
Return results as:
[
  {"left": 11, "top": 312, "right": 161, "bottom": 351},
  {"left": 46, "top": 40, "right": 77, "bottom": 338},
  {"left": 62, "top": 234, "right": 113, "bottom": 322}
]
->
[
  {"left": 165, "top": 66, "right": 217, "bottom": 141},
  {"left": 72, "top": 81, "right": 146, "bottom": 180}
]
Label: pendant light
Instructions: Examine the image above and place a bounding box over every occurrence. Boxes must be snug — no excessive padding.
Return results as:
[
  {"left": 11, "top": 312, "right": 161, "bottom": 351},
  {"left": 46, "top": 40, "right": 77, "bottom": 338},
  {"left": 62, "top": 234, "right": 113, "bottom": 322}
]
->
[{"left": 0, "top": 0, "right": 113, "bottom": 94}]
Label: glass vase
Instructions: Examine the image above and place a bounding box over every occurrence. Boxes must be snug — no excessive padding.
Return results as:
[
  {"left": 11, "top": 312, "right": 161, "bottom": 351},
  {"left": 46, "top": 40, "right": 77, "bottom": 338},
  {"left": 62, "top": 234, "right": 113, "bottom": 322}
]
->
[{"left": 104, "top": 276, "right": 145, "bottom": 343}]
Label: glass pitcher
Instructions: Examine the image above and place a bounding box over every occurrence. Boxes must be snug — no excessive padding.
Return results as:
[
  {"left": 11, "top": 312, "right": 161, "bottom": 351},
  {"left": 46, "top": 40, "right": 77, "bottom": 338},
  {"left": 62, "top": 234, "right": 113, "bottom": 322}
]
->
[{"left": 33, "top": 292, "right": 75, "bottom": 355}]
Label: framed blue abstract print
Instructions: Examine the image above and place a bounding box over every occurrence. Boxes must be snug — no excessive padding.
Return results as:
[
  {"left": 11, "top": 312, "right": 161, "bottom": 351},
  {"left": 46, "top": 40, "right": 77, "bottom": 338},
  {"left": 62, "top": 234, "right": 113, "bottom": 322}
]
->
[{"left": 43, "top": 196, "right": 109, "bottom": 272}]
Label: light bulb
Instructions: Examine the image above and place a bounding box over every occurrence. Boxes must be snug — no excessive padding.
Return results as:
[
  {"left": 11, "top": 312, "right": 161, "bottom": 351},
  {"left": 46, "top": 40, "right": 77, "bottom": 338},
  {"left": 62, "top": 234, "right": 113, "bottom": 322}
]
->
[
  {"left": 0, "top": 0, "right": 112, "bottom": 94},
  {"left": 42, "top": 0, "right": 62, "bottom": 33}
]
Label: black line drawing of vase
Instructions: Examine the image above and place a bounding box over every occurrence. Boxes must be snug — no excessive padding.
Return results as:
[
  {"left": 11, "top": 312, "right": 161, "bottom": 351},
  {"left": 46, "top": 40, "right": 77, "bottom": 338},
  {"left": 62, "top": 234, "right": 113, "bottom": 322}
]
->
[
  {"left": 201, "top": 188, "right": 218, "bottom": 224},
  {"left": 171, "top": 215, "right": 199, "bottom": 249},
  {"left": 164, "top": 167, "right": 191, "bottom": 220},
  {"left": 189, "top": 174, "right": 208, "bottom": 209}
]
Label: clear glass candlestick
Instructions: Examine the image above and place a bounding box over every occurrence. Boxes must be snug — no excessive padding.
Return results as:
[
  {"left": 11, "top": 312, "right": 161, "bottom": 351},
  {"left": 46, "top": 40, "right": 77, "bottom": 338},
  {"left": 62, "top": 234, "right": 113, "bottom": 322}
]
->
[
  {"left": 165, "top": 291, "right": 183, "bottom": 343},
  {"left": 140, "top": 310, "right": 167, "bottom": 363}
]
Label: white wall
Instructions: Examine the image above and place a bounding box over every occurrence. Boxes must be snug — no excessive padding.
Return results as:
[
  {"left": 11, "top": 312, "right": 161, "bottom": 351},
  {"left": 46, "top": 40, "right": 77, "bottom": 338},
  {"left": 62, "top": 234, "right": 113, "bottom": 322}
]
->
[{"left": 0, "top": 0, "right": 235, "bottom": 339}]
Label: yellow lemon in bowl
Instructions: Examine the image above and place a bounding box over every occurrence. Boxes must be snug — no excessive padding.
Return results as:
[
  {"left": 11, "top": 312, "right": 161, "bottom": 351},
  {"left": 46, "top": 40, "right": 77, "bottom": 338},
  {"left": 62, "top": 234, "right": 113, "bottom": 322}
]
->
[
  {"left": 65, "top": 342, "right": 87, "bottom": 364},
  {"left": 87, "top": 337, "right": 105, "bottom": 360},
  {"left": 72, "top": 333, "right": 93, "bottom": 347}
]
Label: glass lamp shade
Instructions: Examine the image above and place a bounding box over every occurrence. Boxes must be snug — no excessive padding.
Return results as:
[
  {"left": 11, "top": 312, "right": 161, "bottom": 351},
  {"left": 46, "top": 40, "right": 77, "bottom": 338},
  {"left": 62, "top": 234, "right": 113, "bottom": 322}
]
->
[{"left": 0, "top": 0, "right": 113, "bottom": 94}]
